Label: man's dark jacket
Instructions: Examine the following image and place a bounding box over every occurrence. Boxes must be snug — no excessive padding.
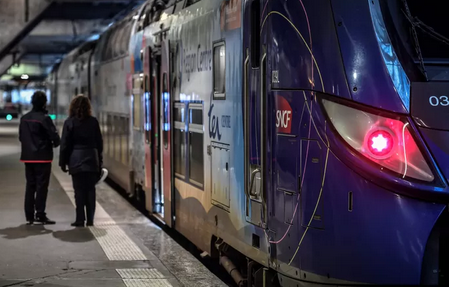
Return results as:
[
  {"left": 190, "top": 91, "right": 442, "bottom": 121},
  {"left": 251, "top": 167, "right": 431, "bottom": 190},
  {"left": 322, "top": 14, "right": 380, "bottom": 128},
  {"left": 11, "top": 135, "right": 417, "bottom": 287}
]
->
[
  {"left": 59, "top": 116, "right": 103, "bottom": 175},
  {"left": 19, "top": 109, "right": 60, "bottom": 162}
]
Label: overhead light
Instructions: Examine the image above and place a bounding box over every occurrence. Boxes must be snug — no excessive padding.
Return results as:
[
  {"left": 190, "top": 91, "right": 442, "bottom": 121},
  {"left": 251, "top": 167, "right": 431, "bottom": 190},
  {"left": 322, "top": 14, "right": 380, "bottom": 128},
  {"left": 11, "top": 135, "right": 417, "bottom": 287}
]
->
[{"left": 21, "top": 74, "right": 29, "bottom": 80}]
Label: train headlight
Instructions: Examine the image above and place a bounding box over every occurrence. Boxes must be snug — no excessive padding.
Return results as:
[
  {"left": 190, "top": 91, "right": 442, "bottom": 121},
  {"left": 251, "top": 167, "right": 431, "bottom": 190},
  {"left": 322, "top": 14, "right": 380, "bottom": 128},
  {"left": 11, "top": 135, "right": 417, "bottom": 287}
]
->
[{"left": 322, "top": 99, "right": 434, "bottom": 182}]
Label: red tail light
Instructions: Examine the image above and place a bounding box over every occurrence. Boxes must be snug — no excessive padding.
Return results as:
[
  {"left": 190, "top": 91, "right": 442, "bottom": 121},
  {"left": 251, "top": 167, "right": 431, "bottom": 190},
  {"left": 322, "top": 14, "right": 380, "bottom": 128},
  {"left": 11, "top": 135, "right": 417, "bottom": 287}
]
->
[
  {"left": 322, "top": 99, "right": 434, "bottom": 182},
  {"left": 366, "top": 129, "right": 394, "bottom": 158}
]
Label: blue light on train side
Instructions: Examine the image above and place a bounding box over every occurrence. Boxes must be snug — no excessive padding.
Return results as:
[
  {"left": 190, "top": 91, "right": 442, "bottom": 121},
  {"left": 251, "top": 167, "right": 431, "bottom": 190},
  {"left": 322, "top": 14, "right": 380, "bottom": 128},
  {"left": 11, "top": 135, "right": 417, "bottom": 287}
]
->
[
  {"left": 5, "top": 114, "right": 12, "bottom": 121},
  {"left": 49, "top": 114, "right": 56, "bottom": 120}
]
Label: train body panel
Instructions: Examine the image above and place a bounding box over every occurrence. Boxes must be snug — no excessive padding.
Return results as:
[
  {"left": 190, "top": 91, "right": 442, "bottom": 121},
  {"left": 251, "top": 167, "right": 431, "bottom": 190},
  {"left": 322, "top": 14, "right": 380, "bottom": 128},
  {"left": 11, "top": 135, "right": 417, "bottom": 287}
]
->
[{"left": 50, "top": 0, "right": 448, "bottom": 285}]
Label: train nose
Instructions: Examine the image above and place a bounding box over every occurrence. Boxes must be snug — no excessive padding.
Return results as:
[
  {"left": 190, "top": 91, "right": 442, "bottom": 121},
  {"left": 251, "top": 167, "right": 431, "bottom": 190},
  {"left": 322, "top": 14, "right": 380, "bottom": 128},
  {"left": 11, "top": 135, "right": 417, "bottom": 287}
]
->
[
  {"left": 418, "top": 128, "right": 449, "bottom": 182},
  {"left": 410, "top": 81, "right": 449, "bottom": 185}
]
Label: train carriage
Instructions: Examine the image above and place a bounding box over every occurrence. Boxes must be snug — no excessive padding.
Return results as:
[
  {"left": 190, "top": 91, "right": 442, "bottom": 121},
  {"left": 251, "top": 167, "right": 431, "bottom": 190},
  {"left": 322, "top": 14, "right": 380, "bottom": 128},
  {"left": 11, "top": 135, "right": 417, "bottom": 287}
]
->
[{"left": 49, "top": 0, "right": 449, "bottom": 286}]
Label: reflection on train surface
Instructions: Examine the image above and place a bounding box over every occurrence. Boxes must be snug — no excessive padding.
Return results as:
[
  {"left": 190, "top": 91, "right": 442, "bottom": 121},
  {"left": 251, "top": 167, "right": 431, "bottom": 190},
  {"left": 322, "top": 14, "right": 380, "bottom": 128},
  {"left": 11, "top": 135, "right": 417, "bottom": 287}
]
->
[{"left": 47, "top": 0, "right": 449, "bottom": 286}]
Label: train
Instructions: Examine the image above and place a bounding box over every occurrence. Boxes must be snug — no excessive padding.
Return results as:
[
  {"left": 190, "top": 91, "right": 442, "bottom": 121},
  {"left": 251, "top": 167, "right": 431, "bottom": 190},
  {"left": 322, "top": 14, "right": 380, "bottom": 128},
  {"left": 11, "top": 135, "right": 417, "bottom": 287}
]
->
[{"left": 46, "top": 0, "right": 449, "bottom": 286}]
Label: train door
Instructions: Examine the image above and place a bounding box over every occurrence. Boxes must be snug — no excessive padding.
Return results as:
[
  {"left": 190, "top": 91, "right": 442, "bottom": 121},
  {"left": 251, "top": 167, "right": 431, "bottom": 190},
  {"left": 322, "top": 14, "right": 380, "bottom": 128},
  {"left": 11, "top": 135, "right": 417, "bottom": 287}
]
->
[
  {"left": 160, "top": 38, "right": 173, "bottom": 226},
  {"left": 151, "top": 49, "right": 163, "bottom": 217},
  {"left": 245, "top": 0, "right": 307, "bottom": 274},
  {"left": 263, "top": 0, "right": 323, "bottom": 275},
  {"left": 143, "top": 46, "right": 153, "bottom": 211},
  {"left": 243, "top": 0, "right": 268, "bottom": 229}
]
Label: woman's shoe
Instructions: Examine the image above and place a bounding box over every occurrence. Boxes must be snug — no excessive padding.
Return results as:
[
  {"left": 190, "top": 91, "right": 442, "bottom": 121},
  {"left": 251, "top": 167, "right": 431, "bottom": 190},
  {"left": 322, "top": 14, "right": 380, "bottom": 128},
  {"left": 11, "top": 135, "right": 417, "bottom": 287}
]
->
[{"left": 71, "top": 221, "right": 85, "bottom": 227}]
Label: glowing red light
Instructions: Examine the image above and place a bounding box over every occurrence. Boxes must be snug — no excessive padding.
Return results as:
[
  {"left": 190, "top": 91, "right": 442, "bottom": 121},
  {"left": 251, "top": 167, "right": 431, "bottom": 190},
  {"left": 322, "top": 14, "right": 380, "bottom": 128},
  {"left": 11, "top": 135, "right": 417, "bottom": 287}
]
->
[{"left": 367, "top": 130, "right": 394, "bottom": 157}]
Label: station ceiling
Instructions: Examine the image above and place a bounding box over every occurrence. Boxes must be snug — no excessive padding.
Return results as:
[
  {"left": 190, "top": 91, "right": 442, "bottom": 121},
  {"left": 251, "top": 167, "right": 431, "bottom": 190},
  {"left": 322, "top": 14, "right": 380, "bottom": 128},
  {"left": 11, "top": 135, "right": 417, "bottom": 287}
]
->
[{"left": 0, "top": 0, "right": 145, "bottom": 86}]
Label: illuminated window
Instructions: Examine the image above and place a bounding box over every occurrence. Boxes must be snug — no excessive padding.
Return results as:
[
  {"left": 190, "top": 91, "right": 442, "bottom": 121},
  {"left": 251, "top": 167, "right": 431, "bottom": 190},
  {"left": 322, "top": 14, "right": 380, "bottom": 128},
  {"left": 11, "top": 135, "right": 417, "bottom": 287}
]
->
[
  {"left": 133, "top": 75, "right": 143, "bottom": 130},
  {"left": 188, "top": 103, "right": 204, "bottom": 187},
  {"left": 162, "top": 73, "right": 169, "bottom": 149},
  {"left": 173, "top": 102, "right": 186, "bottom": 178},
  {"left": 213, "top": 42, "right": 226, "bottom": 99}
]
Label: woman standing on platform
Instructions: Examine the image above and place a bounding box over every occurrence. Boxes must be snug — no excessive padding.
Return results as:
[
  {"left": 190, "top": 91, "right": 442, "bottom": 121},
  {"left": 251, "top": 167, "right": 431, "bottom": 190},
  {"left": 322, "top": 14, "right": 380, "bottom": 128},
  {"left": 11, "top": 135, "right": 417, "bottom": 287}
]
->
[{"left": 59, "top": 95, "right": 103, "bottom": 227}]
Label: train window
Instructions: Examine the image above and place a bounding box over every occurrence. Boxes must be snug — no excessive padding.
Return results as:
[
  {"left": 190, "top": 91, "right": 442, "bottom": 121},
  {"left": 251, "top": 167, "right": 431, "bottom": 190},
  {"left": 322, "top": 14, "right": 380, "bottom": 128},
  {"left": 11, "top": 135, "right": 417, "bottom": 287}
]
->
[
  {"left": 106, "top": 28, "right": 118, "bottom": 61},
  {"left": 112, "top": 116, "right": 117, "bottom": 159},
  {"left": 121, "top": 117, "right": 129, "bottom": 165},
  {"left": 213, "top": 42, "right": 226, "bottom": 99},
  {"left": 188, "top": 103, "right": 204, "bottom": 187},
  {"left": 144, "top": 76, "right": 151, "bottom": 142},
  {"left": 115, "top": 115, "right": 121, "bottom": 162},
  {"left": 174, "top": 103, "right": 185, "bottom": 122},
  {"left": 250, "top": 0, "right": 260, "bottom": 68},
  {"left": 113, "top": 24, "right": 125, "bottom": 59},
  {"left": 166, "top": 0, "right": 177, "bottom": 7},
  {"left": 189, "top": 108, "right": 202, "bottom": 125},
  {"left": 74, "top": 88, "right": 78, "bottom": 96},
  {"left": 108, "top": 114, "right": 114, "bottom": 158},
  {"left": 185, "top": 0, "right": 201, "bottom": 7},
  {"left": 133, "top": 94, "right": 141, "bottom": 129},
  {"left": 137, "top": 3, "right": 149, "bottom": 32},
  {"left": 162, "top": 73, "right": 169, "bottom": 149},
  {"left": 133, "top": 76, "right": 142, "bottom": 129},
  {"left": 143, "top": 6, "right": 152, "bottom": 28},
  {"left": 103, "top": 113, "right": 108, "bottom": 156},
  {"left": 174, "top": 0, "right": 184, "bottom": 13},
  {"left": 121, "top": 117, "right": 127, "bottom": 165},
  {"left": 121, "top": 22, "right": 133, "bottom": 55},
  {"left": 174, "top": 102, "right": 186, "bottom": 178},
  {"left": 100, "top": 30, "right": 112, "bottom": 62}
]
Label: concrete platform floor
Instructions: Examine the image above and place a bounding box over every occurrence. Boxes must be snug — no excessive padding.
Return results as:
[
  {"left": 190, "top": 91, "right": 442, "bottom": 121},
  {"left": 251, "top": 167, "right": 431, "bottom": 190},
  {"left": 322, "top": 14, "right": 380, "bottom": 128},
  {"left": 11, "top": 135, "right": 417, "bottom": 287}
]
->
[{"left": 0, "top": 122, "right": 227, "bottom": 287}]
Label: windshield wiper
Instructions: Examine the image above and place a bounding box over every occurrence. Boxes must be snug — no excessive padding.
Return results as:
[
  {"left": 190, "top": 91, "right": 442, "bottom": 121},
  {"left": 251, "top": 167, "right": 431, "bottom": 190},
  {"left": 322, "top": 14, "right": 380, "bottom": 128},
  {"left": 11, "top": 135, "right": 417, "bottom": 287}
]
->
[{"left": 401, "top": 0, "right": 428, "bottom": 80}]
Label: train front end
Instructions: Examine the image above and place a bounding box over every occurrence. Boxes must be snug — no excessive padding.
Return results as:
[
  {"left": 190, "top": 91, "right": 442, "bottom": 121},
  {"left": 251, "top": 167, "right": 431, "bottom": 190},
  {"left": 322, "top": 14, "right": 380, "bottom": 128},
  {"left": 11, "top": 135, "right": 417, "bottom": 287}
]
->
[
  {"left": 318, "top": 0, "right": 448, "bottom": 285},
  {"left": 259, "top": 0, "right": 448, "bottom": 285}
]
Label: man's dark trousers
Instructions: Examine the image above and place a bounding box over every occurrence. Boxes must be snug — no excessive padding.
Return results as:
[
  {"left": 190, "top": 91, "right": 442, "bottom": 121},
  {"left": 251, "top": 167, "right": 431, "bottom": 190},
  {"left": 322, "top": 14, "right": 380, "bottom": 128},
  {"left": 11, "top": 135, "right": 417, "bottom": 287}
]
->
[{"left": 24, "top": 163, "right": 52, "bottom": 221}]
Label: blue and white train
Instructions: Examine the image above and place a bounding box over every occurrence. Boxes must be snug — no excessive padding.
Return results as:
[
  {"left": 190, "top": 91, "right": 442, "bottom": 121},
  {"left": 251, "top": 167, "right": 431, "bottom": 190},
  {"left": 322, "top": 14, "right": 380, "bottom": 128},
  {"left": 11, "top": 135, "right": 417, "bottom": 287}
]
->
[{"left": 47, "top": 0, "right": 449, "bottom": 285}]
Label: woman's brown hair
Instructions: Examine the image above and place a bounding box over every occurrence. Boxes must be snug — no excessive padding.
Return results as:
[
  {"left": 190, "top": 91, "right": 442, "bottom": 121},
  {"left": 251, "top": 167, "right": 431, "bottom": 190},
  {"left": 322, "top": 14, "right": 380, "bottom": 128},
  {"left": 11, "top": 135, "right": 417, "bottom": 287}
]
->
[{"left": 69, "top": 94, "right": 92, "bottom": 119}]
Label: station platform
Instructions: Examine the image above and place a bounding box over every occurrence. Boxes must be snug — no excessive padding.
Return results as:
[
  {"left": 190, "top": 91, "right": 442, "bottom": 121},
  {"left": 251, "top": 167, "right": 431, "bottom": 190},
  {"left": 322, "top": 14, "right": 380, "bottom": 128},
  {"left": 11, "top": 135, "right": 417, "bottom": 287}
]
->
[{"left": 0, "top": 121, "right": 227, "bottom": 287}]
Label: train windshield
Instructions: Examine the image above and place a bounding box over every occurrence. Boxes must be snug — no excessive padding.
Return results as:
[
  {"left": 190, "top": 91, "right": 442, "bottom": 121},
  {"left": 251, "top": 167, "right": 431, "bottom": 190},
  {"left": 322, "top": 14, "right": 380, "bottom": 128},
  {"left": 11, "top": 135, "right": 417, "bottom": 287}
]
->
[{"left": 380, "top": 0, "right": 448, "bottom": 78}]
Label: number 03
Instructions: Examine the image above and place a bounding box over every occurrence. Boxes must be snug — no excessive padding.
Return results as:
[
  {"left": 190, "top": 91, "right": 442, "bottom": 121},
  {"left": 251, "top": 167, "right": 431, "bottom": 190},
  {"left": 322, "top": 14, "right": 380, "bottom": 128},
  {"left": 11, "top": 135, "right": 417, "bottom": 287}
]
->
[{"left": 429, "top": 96, "right": 449, "bottom": 107}]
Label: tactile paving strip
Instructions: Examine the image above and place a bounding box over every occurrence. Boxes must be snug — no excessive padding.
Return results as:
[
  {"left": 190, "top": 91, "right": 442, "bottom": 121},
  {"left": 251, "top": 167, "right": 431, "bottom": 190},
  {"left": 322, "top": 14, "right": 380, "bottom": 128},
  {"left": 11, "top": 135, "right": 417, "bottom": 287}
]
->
[
  {"left": 90, "top": 225, "right": 147, "bottom": 261},
  {"left": 53, "top": 164, "right": 176, "bottom": 286},
  {"left": 122, "top": 279, "right": 173, "bottom": 287},
  {"left": 117, "top": 268, "right": 165, "bottom": 279}
]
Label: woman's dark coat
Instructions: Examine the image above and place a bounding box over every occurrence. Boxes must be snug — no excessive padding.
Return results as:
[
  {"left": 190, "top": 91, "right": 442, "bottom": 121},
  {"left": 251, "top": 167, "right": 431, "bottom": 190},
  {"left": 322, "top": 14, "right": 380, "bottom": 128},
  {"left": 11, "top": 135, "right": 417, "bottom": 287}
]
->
[{"left": 59, "top": 116, "right": 103, "bottom": 175}]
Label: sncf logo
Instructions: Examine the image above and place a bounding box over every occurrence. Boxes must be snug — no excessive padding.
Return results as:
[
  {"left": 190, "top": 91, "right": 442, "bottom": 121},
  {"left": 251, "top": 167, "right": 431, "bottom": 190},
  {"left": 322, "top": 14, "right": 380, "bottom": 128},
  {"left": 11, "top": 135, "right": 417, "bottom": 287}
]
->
[{"left": 276, "top": 95, "right": 292, "bottom": 134}]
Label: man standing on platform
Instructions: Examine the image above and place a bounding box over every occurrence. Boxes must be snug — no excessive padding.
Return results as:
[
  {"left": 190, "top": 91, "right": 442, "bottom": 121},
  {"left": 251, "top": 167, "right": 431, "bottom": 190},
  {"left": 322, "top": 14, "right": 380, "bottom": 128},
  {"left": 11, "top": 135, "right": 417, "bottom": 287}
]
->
[{"left": 19, "top": 91, "right": 60, "bottom": 225}]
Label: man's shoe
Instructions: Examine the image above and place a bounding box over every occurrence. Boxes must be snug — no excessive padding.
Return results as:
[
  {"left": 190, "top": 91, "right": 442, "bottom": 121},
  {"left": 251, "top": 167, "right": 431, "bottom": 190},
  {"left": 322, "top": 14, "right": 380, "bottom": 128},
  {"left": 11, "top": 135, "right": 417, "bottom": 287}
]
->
[
  {"left": 71, "top": 221, "right": 85, "bottom": 227},
  {"left": 36, "top": 217, "right": 56, "bottom": 225},
  {"left": 86, "top": 221, "right": 94, "bottom": 227},
  {"left": 26, "top": 220, "right": 34, "bottom": 225}
]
